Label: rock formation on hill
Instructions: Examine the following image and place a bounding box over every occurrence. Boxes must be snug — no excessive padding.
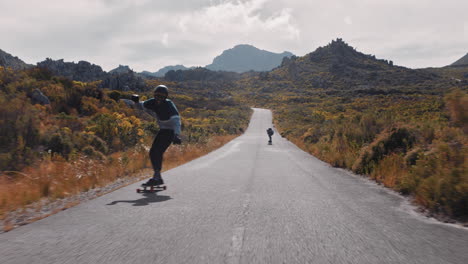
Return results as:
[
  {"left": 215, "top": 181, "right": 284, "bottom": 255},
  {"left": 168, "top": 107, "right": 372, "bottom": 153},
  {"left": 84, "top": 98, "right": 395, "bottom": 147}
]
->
[
  {"left": 37, "top": 58, "right": 107, "bottom": 82},
  {"left": 0, "top": 49, "right": 32, "bottom": 70}
]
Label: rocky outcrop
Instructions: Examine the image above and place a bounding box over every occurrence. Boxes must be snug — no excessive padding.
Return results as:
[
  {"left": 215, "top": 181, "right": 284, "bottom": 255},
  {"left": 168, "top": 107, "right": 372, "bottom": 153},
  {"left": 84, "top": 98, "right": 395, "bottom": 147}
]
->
[
  {"left": 261, "top": 38, "right": 445, "bottom": 91},
  {"left": 0, "top": 49, "right": 32, "bottom": 70},
  {"left": 30, "top": 89, "right": 50, "bottom": 105},
  {"left": 100, "top": 70, "right": 148, "bottom": 91},
  {"left": 109, "top": 65, "right": 132, "bottom": 74},
  {"left": 119, "top": 99, "right": 135, "bottom": 107},
  {"left": 37, "top": 58, "right": 107, "bottom": 82},
  {"left": 36, "top": 59, "right": 148, "bottom": 91},
  {"left": 450, "top": 53, "right": 468, "bottom": 66}
]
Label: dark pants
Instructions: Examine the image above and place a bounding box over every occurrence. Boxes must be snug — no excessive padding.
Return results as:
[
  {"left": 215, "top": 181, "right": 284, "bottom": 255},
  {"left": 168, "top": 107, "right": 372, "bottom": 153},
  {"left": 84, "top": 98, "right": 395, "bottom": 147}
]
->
[
  {"left": 150, "top": 129, "right": 174, "bottom": 174},
  {"left": 268, "top": 134, "right": 272, "bottom": 142}
]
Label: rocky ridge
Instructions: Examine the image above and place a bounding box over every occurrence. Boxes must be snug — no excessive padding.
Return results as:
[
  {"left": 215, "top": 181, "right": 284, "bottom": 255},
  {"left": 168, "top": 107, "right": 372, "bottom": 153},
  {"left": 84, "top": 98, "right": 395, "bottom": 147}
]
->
[
  {"left": 37, "top": 58, "right": 107, "bottom": 82},
  {"left": 265, "top": 38, "right": 443, "bottom": 91},
  {"left": 0, "top": 49, "right": 32, "bottom": 70},
  {"left": 37, "top": 59, "right": 148, "bottom": 91},
  {"left": 450, "top": 53, "right": 468, "bottom": 66}
]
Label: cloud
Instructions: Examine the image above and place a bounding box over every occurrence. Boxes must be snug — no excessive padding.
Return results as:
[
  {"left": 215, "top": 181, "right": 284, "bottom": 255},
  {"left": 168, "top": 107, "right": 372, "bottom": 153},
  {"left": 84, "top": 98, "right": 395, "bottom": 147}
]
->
[
  {"left": 0, "top": 0, "right": 466, "bottom": 70},
  {"left": 177, "top": 0, "right": 299, "bottom": 42},
  {"left": 344, "top": 16, "right": 352, "bottom": 25},
  {"left": 115, "top": 0, "right": 301, "bottom": 70}
]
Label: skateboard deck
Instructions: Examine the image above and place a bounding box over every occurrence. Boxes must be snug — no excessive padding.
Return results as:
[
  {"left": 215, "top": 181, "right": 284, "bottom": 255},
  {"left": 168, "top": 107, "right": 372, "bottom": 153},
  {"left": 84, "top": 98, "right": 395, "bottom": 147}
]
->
[{"left": 137, "top": 185, "right": 167, "bottom": 193}]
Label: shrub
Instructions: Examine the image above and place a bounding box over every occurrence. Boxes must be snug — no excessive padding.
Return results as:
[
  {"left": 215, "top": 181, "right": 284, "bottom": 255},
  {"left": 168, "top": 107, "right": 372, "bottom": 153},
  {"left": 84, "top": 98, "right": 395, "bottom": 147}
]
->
[
  {"left": 90, "top": 135, "right": 108, "bottom": 154},
  {"left": 108, "top": 90, "right": 121, "bottom": 102},
  {"left": 46, "top": 133, "right": 73, "bottom": 157},
  {"left": 352, "top": 126, "right": 416, "bottom": 174},
  {"left": 444, "top": 88, "right": 468, "bottom": 133},
  {"left": 370, "top": 153, "right": 408, "bottom": 188},
  {"left": 81, "top": 145, "right": 106, "bottom": 160},
  {"left": 80, "top": 96, "right": 100, "bottom": 116}
]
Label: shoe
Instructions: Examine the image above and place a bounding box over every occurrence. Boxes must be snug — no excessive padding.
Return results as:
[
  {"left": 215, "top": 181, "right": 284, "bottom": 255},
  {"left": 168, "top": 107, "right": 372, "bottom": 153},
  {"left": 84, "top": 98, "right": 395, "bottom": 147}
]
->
[{"left": 142, "top": 178, "right": 164, "bottom": 186}]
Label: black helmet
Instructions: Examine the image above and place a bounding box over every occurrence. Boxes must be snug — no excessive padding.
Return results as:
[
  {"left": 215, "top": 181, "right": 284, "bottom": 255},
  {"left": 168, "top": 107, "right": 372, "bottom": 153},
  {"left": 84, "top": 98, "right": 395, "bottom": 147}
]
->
[{"left": 154, "top": 85, "right": 168, "bottom": 95}]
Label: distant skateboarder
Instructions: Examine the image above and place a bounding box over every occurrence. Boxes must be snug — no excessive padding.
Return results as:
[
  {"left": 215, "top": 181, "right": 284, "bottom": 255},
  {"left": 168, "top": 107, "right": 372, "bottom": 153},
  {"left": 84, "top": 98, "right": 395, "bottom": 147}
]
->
[
  {"left": 132, "top": 85, "right": 182, "bottom": 186},
  {"left": 267, "top": 128, "right": 274, "bottom": 144}
]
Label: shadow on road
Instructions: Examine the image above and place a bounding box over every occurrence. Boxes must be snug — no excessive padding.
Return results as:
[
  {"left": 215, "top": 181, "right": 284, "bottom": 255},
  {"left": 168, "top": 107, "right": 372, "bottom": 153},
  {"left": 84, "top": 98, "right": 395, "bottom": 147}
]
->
[{"left": 106, "top": 193, "right": 172, "bottom": 206}]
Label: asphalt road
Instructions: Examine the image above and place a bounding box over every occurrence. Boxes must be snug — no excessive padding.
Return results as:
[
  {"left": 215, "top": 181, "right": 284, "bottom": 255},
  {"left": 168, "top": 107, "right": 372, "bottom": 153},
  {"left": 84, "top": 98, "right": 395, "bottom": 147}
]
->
[{"left": 1, "top": 108, "right": 467, "bottom": 264}]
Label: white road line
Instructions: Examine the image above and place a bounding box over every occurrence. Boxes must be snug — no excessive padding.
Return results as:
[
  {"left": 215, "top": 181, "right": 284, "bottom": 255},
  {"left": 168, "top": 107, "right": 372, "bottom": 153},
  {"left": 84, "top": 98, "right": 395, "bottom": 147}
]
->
[
  {"left": 226, "top": 194, "right": 251, "bottom": 264},
  {"left": 227, "top": 227, "right": 245, "bottom": 264}
]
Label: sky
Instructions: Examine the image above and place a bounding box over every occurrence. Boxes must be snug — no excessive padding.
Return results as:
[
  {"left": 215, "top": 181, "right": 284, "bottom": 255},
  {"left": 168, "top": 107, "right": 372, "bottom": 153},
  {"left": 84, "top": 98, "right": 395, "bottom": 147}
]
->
[{"left": 1, "top": 0, "right": 467, "bottom": 72}]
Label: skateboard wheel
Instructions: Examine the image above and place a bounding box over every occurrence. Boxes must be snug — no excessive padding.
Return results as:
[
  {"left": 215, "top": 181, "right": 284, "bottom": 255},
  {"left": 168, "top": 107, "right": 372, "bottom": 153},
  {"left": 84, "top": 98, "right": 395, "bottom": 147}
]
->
[
  {"left": 137, "top": 189, "right": 141, "bottom": 193},
  {"left": 163, "top": 186, "right": 167, "bottom": 190}
]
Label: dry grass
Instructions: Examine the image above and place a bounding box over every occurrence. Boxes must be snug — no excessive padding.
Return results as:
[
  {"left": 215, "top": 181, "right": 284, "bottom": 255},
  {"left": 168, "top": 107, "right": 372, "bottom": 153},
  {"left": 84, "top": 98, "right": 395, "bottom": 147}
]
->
[
  {"left": 0, "top": 134, "right": 238, "bottom": 225},
  {"left": 2, "top": 223, "right": 14, "bottom": 232},
  {"left": 370, "top": 153, "right": 408, "bottom": 188}
]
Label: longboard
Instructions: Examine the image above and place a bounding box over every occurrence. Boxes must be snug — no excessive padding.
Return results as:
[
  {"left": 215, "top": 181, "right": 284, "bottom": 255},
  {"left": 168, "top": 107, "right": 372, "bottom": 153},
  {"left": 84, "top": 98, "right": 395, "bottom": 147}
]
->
[{"left": 137, "top": 185, "right": 167, "bottom": 193}]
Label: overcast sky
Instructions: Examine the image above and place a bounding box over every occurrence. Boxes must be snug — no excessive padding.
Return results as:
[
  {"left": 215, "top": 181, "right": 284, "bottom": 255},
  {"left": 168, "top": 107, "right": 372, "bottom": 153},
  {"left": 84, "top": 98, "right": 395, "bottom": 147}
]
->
[{"left": 1, "top": 0, "right": 467, "bottom": 72}]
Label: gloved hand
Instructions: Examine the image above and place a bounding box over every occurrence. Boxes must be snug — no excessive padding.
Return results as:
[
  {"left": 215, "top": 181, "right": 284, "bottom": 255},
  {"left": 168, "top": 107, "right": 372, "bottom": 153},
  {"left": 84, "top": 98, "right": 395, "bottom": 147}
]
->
[
  {"left": 131, "top": 94, "right": 139, "bottom": 103},
  {"left": 173, "top": 134, "right": 182, "bottom": 145}
]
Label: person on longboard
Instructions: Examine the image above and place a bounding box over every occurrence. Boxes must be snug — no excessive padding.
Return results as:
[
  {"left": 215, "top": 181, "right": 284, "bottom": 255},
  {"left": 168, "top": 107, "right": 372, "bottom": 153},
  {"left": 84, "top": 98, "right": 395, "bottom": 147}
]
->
[
  {"left": 267, "top": 127, "right": 274, "bottom": 144},
  {"left": 132, "top": 85, "right": 182, "bottom": 186}
]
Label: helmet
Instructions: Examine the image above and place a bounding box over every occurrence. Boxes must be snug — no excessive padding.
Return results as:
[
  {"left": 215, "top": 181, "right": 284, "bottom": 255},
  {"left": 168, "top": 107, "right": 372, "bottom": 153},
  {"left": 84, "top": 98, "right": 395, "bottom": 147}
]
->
[{"left": 154, "top": 85, "right": 168, "bottom": 95}]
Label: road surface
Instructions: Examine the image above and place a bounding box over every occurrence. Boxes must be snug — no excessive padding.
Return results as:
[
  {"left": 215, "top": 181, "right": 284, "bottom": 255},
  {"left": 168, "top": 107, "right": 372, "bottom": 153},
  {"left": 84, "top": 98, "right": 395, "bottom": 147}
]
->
[{"left": 1, "top": 108, "right": 467, "bottom": 264}]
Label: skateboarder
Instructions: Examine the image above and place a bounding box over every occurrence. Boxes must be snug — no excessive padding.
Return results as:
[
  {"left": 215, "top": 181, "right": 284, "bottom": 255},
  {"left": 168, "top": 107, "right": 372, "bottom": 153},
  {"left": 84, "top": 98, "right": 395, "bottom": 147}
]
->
[
  {"left": 132, "top": 85, "right": 182, "bottom": 186},
  {"left": 267, "top": 128, "right": 274, "bottom": 144}
]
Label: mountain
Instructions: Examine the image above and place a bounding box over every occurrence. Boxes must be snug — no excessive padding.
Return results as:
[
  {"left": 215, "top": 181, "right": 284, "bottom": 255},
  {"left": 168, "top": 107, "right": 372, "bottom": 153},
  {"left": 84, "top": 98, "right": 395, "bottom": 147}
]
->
[
  {"left": 37, "top": 58, "right": 107, "bottom": 82},
  {"left": 142, "top": 65, "right": 193, "bottom": 77},
  {"left": 205, "top": 44, "right": 294, "bottom": 73},
  {"left": 0, "top": 49, "right": 32, "bottom": 70},
  {"left": 450, "top": 53, "right": 468, "bottom": 66}
]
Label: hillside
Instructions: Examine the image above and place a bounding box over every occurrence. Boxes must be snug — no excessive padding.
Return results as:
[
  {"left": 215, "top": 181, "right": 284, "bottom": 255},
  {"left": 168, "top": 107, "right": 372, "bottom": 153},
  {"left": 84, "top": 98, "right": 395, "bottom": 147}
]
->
[
  {"left": 232, "top": 39, "right": 467, "bottom": 220},
  {"left": 206, "top": 44, "right": 293, "bottom": 73},
  {"left": 0, "top": 49, "right": 32, "bottom": 70},
  {"left": 0, "top": 66, "right": 251, "bottom": 221},
  {"left": 249, "top": 38, "right": 445, "bottom": 95}
]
